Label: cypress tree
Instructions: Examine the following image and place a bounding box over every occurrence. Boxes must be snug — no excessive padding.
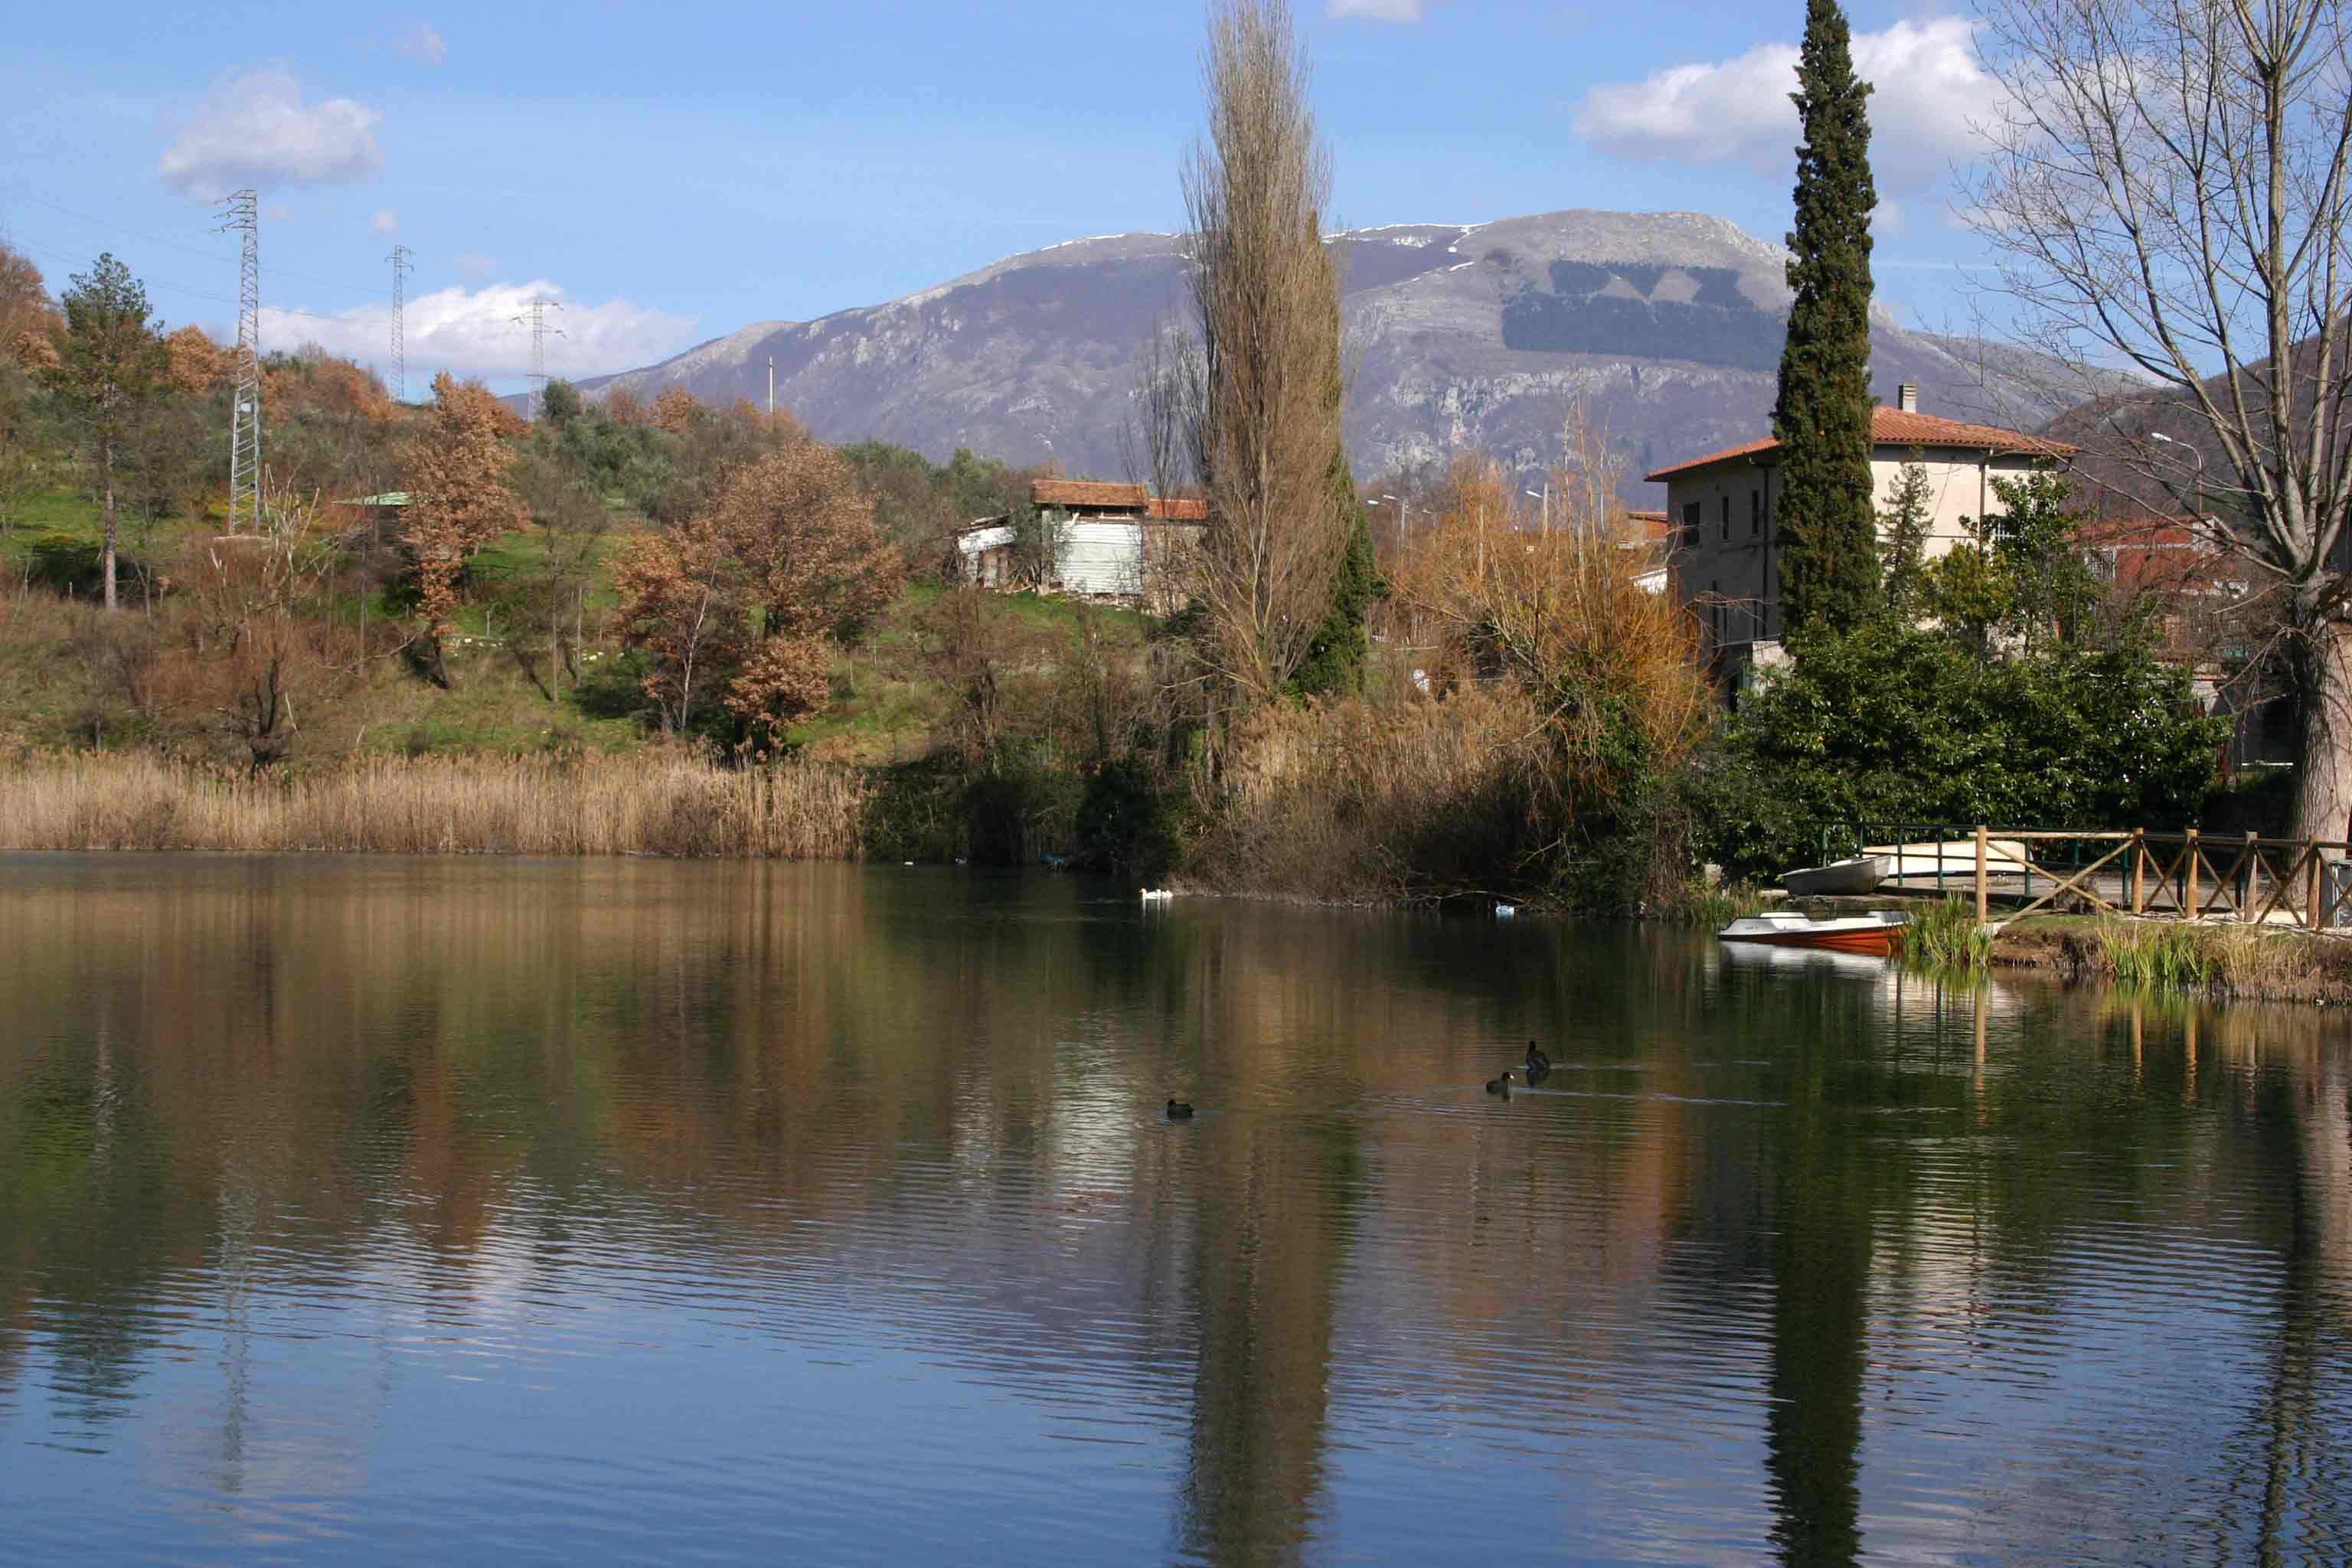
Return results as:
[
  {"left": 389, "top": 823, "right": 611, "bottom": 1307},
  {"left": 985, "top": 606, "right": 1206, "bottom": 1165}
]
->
[
  {"left": 1288, "top": 224, "right": 1380, "bottom": 701},
  {"left": 1772, "top": 0, "right": 1882, "bottom": 638},
  {"left": 1289, "top": 447, "right": 1381, "bottom": 697}
]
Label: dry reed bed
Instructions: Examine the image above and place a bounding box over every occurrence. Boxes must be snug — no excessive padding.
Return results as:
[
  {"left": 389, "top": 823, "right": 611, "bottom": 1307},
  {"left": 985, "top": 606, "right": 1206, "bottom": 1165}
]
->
[
  {"left": 0, "top": 753, "right": 867, "bottom": 858},
  {"left": 1195, "top": 691, "right": 1553, "bottom": 903}
]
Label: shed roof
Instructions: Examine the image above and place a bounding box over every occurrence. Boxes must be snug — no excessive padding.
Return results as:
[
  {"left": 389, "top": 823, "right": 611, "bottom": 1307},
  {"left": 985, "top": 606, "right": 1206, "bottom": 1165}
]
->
[{"left": 1029, "top": 479, "right": 1204, "bottom": 521}]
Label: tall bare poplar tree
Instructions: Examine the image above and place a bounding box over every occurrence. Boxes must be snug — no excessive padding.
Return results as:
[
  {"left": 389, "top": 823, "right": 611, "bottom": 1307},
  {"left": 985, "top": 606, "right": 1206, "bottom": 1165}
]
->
[
  {"left": 1181, "top": 0, "right": 1350, "bottom": 709},
  {"left": 1968, "top": 0, "right": 2352, "bottom": 839}
]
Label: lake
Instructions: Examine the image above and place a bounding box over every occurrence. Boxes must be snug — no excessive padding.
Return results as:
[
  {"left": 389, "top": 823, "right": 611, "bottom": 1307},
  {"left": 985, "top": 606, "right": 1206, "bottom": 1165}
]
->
[{"left": 2, "top": 854, "right": 2347, "bottom": 1564}]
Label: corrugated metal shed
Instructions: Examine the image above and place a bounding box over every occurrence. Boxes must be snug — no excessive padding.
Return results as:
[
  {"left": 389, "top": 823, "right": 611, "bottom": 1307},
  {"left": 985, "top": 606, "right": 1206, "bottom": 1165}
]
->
[{"left": 1054, "top": 520, "right": 1149, "bottom": 598}]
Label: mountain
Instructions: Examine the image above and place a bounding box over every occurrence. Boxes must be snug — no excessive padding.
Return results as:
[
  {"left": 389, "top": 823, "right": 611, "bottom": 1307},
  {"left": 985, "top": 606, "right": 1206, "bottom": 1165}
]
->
[{"left": 574, "top": 210, "right": 2091, "bottom": 498}]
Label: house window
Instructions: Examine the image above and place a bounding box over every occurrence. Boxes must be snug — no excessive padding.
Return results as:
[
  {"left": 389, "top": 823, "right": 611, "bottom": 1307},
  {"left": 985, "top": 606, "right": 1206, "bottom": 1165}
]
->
[
  {"left": 1751, "top": 490, "right": 1761, "bottom": 537},
  {"left": 1720, "top": 496, "right": 1730, "bottom": 541},
  {"left": 1681, "top": 501, "right": 1700, "bottom": 550}
]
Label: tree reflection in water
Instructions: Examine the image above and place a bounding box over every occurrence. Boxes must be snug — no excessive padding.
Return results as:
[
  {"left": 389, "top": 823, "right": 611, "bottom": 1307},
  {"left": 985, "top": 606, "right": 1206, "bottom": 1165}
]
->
[{"left": 0, "top": 855, "right": 2348, "bottom": 1563}]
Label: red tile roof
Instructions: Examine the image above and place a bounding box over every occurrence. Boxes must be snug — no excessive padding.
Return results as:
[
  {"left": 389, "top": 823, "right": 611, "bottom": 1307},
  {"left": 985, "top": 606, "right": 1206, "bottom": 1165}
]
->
[
  {"left": 2081, "top": 516, "right": 2233, "bottom": 596},
  {"left": 1034, "top": 479, "right": 1148, "bottom": 508},
  {"left": 1032, "top": 479, "right": 1204, "bottom": 520},
  {"left": 1643, "top": 407, "right": 2077, "bottom": 482}
]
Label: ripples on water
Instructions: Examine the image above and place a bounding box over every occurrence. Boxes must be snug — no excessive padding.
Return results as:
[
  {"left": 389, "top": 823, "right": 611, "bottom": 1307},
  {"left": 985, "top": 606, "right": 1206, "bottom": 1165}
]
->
[{"left": 2, "top": 854, "right": 2349, "bottom": 1564}]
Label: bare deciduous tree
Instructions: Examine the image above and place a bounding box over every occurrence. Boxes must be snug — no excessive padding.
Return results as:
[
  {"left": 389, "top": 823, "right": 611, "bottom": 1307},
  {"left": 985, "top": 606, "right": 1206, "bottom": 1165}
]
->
[
  {"left": 1968, "top": 0, "right": 2352, "bottom": 837},
  {"left": 1178, "top": 0, "right": 1350, "bottom": 711},
  {"left": 178, "top": 479, "right": 359, "bottom": 772}
]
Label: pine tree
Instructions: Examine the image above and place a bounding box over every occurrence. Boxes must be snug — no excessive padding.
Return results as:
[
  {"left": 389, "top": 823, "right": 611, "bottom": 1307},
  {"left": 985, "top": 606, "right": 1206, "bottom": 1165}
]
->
[
  {"left": 41, "top": 253, "right": 165, "bottom": 612},
  {"left": 1772, "top": 0, "right": 1881, "bottom": 639}
]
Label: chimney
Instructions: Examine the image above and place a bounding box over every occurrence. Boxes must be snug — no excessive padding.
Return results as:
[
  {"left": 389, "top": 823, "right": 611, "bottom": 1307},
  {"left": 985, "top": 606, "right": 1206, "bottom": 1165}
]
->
[{"left": 1896, "top": 383, "right": 1919, "bottom": 413}]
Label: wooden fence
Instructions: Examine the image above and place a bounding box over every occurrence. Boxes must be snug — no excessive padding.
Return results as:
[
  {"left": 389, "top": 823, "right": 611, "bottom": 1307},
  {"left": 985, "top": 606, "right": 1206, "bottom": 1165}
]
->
[{"left": 1833, "top": 825, "right": 2352, "bottom": 931}]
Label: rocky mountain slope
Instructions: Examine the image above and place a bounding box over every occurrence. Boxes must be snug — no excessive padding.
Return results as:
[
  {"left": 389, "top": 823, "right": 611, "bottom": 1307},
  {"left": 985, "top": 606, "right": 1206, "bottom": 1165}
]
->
[{"left": 577, "top": 210, "right": 2087, "bottom": 498}]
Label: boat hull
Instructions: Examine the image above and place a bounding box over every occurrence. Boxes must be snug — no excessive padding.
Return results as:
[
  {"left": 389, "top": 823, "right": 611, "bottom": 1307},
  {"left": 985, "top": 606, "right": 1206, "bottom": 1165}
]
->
[
  {"left": 1779, "top": 856, "right": 1886, "bottom": 897},
  {"left": 1717, "top": 927, "right": 1899, "bottom": 956}
]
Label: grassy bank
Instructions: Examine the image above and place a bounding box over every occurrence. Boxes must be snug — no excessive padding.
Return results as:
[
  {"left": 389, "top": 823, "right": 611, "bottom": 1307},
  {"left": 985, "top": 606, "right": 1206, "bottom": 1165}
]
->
[
  {"left": 0, "top": 752, "right": 864, "bottom": 858},
  {"left": 1989, "top": 914, "right": 2352, "bottom": 1006},
  {"left": 2, "top": 488, "right": 1146, "bottom": 770}
]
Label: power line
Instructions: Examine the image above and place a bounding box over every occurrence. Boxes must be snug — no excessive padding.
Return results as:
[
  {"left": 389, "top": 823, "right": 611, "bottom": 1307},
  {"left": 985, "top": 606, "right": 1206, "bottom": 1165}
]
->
[
  {"left": 5, "top": 234, "right": 373, "bottom": 327},
  {"left": 0, "top": 180, "right": 395, "bottom": 299},
  {"left": 217, "top": 190, "right": 262, "bottom": 534}
]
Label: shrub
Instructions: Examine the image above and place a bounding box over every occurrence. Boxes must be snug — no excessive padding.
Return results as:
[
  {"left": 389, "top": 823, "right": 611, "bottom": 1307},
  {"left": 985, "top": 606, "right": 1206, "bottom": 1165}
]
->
[{"left": 1704, "top": 626, "right": 2229, "bottom": 881}]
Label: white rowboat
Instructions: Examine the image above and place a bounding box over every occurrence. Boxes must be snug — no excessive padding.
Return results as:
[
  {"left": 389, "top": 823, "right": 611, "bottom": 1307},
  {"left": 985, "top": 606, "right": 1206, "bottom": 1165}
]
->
[
  {"left": 1779, "top": 855, "right": 1886, "bottom": 896},
  {"left": 1718, "top": 910, "right": 1909, "bottom": 956}
]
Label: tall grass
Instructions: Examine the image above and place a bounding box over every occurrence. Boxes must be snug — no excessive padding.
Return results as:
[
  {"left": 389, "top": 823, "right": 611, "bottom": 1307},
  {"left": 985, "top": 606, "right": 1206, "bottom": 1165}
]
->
[
  {"left": 2097, "top": 920, "right": 2218, "bottom": 991},
  {"left": 1903, "top": 897, "right": 1993, "bottom": 972},
  {"left": 1674, "top": 880, "right": 1773, "bottom": 927},
  {"left": 0, "top": 752, "right": 866, "bottom": 858},
  {"left": 2090, "top": 917, "right": 2318, "bottom": 997}
]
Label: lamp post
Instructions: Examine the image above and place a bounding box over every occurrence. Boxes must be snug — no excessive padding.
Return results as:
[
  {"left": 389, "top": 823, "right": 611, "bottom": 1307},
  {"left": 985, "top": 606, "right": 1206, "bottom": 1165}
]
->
[
  {"left": 2150, "top": 430, "right": 2205, "bottom": 522},
  {"left": 1524, "top": 486, "right": 1550, "bottom": 533}
]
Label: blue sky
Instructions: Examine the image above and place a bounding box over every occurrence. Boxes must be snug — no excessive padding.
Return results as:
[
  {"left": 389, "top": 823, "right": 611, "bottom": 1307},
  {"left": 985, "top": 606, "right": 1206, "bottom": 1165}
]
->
[{"left": 0, "top": 0, "right": 2004, "bottom": 395}]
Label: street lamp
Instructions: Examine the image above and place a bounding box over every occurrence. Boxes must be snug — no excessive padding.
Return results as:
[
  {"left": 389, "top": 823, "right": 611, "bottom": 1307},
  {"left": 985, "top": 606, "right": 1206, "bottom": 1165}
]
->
[
  {"left": 1524, "top": 486, "right": 1550, "bottom": 532},
  {"left": 2150, "top": 430, "right": 2205, "bottom": 521}
]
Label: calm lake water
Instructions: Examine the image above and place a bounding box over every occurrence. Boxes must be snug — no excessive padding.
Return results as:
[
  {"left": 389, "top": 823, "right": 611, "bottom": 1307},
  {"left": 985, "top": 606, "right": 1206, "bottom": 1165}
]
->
[{"left": 2, "top": 854, "right": 2348, "bottom": 1565}]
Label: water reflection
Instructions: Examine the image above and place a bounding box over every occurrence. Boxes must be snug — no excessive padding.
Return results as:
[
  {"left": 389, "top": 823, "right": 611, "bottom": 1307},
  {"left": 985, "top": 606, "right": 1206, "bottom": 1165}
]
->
[{"left": 1, "top": 854, "right": 2349, "bottom": 1563}]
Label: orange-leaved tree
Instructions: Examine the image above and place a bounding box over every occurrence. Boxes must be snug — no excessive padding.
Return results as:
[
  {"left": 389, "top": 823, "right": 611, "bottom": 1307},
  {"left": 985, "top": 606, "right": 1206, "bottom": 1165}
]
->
[
  {"left": 1, "top": 239, "right": 60, "bottom": 369},
  {"left": 603, "top": 385, "right": 645, "bottom": 426},
  {"left": 616, "top": 439, "right": 898, "bottom": 750},
  {"left": 651, "top": 386, "right": 701, "bottom": 433},
  {"left": 1393, "top": 449, "right": 1710, "bottom": 859},
  {"left": 402, "top": 371, "right": 524, "bottom": 682},
  {"left": 162, "top": 325, "right": 224, "bottom": 395},
  {"left": 609, "top": 513, "right": 743, "bottom": 735}
]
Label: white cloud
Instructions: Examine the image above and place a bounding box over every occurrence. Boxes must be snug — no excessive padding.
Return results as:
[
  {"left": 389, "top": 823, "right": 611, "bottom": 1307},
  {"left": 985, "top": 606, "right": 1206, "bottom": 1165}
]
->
[
  {"left": 370, "top": 209, "right": 399, "bottom": 236},
  {"left": 261, "top": 280, "right": 696, "bottom": 384},
  {"left": 158, "top": 70, "right": 385, "bottom": 200},
  {"left": 1572, "top": 18, "right": 1996, "bottom": 191},
  {"left": 389, "top": 23, "right": 446, "bottom": 65},
  {"left": 1328, "top": 0, "right": 1423, "bottom": 18}
]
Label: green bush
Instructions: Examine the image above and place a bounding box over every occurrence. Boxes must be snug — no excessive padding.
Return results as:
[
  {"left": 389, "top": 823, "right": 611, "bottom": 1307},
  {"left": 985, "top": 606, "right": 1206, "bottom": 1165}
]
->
[
  {"left": 1075, "top": 758, "right": 1193, "bottom": 879},
  {"left": 1701, "top": 626, "right": 2228, "bottom": 881}
]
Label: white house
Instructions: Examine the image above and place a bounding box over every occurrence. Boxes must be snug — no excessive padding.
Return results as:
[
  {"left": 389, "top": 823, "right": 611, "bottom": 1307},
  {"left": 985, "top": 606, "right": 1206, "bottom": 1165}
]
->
[
  {"left": 1644, "top": 386, "right": 2076, "bottom": 693},
  {"left": 955, "top": 480, "right": 1204, "bottom": 606}
]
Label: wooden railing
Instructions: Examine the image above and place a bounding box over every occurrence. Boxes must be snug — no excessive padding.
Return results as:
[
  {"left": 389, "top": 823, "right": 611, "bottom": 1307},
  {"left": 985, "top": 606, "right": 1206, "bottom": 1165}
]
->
[{"left": 1834, "top": 824, "right": 2352, "bottom": 931}]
